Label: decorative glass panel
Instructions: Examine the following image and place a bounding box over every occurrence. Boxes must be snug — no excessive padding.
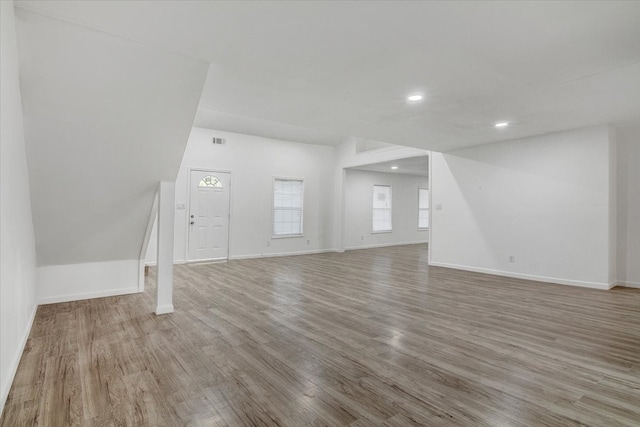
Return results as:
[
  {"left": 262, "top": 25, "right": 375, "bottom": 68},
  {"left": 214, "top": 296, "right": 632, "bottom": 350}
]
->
[{"left": 199, "top": 175, "right": 223, "bottom": 188}]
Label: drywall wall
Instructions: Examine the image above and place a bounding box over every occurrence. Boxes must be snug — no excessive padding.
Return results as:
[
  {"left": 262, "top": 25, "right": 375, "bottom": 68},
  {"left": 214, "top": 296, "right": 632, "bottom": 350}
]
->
[
  {"left": 0, "top": 0, "right": 38, "bottom": 413},
  {"left": 146, "top": 128, "right": 335, "bottom": 263},
  {"left": 430, "top": 126, "right": 615, "bottom": 289},
  {"left": 36, "top": 260, "right": 140, "bottom": 304},
  {"left": 344, "top": 170, "right": 429, "bottom": 249},
  {"left": 617, "top": 126, "right": 640, "bottom": 288}
]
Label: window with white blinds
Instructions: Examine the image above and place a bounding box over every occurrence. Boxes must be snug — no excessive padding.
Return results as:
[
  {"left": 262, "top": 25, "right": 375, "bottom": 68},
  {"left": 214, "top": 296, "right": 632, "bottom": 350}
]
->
[
  {"left": 418, "top": 188, "right": 429, "bottom": 229},
  {"left": 372, "top": 185, "right": 392, "bottom": 232},
  {"left": 273, "top": 178, "right": 304, "bottom": 236}
]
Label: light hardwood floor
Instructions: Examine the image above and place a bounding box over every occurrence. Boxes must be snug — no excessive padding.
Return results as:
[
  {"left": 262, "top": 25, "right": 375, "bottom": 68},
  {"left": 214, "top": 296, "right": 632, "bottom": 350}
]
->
[{"left": 2, "top": 244, "right": 640, "bottom": 426}]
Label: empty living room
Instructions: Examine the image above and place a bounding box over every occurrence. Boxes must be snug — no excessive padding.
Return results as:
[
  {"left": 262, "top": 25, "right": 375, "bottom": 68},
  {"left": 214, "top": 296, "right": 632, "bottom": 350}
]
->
[{"left": 1, "top": 1, "right": 639, "bottom": 426}]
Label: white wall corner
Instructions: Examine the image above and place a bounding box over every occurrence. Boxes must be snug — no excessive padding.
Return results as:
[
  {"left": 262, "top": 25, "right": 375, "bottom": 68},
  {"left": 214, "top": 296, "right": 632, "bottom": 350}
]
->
[
  {"left": 428, "top": 152, "right": 434, "bottom": 266},
  {"left": 1, "top": 0, "right": 39, "bottom": 415},
  {"left": 155, "top": 181, "right": 175, "bottom": 315},
  {"left": 139, "top": 190, "right": 159, "bottom": 292},
  {"left": 337, "top": 168, "right": 347, "bottom": 252},
  {"left": 608, "top": 127, "right": 617, "bottom": 286}
]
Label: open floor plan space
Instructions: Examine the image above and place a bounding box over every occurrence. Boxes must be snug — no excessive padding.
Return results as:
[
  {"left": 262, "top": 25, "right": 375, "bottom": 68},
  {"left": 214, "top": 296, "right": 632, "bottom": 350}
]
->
[{"left": 1, "top": 245, "right": 639, "bottom": 426}]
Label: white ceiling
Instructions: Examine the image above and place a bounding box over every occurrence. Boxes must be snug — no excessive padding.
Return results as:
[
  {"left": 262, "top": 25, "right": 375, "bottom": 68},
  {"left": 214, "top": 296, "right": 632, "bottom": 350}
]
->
[
  {"left": 14, "top": 1, "right": 640, "bottom": 152},
  {"left": 194, "top": 108, "right": 345, "bottom": 146},
  {"left": 349, "top": 156, "right": 429, "bottom": 177}
]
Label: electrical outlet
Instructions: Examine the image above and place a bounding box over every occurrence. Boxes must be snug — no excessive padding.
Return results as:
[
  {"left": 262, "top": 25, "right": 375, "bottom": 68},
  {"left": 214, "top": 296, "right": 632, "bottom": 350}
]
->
[
  {"left": 436, "top": 204, "right": 443, "bottom": 211},
  {"left": 307, "top": 239, "right": 310, "bottom": 245},
  {"left": 508, "top": 255, "right": 515, "bottom": 263},
  {"left": 267, "top": 241, "right": 271, "bottom": 247},
  {"left": 361, "top": 235, "right": 364, "bottom": 240}
]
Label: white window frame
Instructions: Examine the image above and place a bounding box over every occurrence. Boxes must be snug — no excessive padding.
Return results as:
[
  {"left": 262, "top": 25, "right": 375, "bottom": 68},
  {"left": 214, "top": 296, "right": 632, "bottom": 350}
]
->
[
  {"left": 272, "top": 177, "right": 304, "bottom": 238},
  {"left": 372, "top": 184, "right": 392, "bottom": 233},
  {"left": 418, "top": 187, "right": 429, "bottom": 230}
]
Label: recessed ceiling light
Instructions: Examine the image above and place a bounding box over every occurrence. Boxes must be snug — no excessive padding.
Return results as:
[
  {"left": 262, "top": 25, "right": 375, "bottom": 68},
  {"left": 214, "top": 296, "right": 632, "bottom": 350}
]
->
[
  {"left": 495, "top": 121, "right": 509, "bottom": 128},
  {"left": 391, "top": 166, "right": 399, "bottom": 170},
  {"left": 407, "top": 94, "right": 424, "bottom": 102}
]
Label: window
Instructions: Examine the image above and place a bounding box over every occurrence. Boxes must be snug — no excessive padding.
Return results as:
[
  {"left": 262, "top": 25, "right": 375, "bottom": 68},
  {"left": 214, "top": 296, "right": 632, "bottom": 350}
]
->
[
  {"left": 273, "top": 178, "right": 304, "bottom": 236},
  {"left": 418, "top": 188, "right": 429, "bottom": 229},
  {"left": 198, "top": 175, "right": 223, "bottom": 188},
  {"left": 372, "top": 185, "right": 392, "bottom": 232}
]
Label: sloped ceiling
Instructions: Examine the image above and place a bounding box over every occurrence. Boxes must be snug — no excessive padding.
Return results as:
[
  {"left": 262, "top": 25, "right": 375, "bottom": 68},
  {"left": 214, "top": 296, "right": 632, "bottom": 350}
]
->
[
  {"left": 15, "top": 9, "right": 209, "bottom": 266},
  {"left": 14, "top": 1, "right": 640, "bottom": 152}
]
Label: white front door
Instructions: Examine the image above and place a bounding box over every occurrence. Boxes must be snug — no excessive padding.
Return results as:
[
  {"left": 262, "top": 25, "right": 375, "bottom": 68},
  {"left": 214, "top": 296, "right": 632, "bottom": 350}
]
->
[{"left": 188, "top": 170, "right": 231, "bottom": 261}]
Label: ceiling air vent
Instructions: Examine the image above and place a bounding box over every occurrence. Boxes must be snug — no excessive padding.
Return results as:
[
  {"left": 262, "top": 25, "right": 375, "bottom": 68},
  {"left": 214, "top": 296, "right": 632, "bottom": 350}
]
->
[{"left": 212, "top": 137, "right": 226, "bottom": 145}]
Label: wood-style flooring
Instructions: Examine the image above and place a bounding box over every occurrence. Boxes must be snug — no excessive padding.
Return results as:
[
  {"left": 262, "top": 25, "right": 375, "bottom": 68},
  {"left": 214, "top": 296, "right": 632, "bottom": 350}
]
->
[{"left": 2, "top": 244, "right": 640, "bottom": 426}]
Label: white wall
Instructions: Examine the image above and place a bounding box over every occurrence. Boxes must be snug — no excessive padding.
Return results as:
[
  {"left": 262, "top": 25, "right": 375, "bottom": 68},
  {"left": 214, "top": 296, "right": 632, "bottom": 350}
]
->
[
  {"left": 0, "top": 0, "right": 38, "bottom": 413},
  {"left": 430, "top": 126, "right": 616, "bottom": 289},
  {"left": 616, "top": 126, "right": 640, "bottom": 288},
  {"left": 345, "top": 170, "right": 428, "bottom": 249},
  {"left": 146, "top": 128, "right": 336, "bottom": 263},
  {"left": 36, "top": 260, "right": 140, "bottom": 305}
]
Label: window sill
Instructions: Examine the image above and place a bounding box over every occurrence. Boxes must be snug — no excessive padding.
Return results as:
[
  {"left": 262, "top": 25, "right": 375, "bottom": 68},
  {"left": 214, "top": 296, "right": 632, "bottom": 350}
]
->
[
  {"left": 371, "top": 230, "right": 393, "bottom": 234},
  {"left": 418, "top": 227, "right": 429, "bottom": 231}
]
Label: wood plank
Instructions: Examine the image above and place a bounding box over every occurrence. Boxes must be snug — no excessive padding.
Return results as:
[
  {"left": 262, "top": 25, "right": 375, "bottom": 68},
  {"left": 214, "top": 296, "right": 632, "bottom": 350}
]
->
[{"left": 2, "top": 244, "right": 640, "bottom": 426}]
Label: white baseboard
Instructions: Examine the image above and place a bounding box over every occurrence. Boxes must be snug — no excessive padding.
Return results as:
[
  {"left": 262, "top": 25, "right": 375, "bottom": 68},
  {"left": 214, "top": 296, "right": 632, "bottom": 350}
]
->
[
  {"left": 429, "top": 261, "right": 613, "bottom": 290},
  {"left": 229, "top": 248, "right": 337, "bottom": 261},
  {"left": 345, "top": 241, "right": 428, "bottom": 251},
  {"left": 37, "top": 286, "right": 140, "bottom": 305},
  {"left": 616, "top": 281, "right": 640, "bottom": 289},
  {"left": 144, "top": 259, "right": 187, "bottom": 267},
  {"left": 1, "top": 304, "right": 37, "bottom": 413}
]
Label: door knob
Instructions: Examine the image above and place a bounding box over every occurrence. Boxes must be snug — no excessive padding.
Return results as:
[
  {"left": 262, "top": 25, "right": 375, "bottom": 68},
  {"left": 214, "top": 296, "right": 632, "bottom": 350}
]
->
[
  {"left": 190, "top": 221, "right": 194, "bottom": 225},
  {"left": 190, "top": 214, "right": 194, "bottom": 218}
]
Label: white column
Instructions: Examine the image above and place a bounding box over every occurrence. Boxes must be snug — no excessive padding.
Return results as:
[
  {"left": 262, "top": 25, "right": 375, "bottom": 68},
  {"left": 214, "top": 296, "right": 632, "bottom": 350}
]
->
[{"left": 155, "top": 181, "right": 175, "bottom": 314}]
